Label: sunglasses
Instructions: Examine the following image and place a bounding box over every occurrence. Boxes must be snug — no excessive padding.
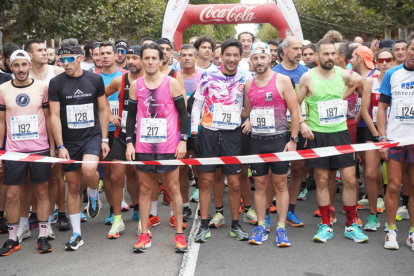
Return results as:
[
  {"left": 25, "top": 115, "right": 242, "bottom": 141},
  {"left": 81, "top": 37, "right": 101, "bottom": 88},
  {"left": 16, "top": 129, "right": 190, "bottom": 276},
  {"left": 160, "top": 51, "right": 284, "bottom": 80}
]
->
[
  {"left": 59, "top": 55, "right": 80, "bottom": 64},
  {"left": 377, "top": 58, "right": 393, "bottom": 63},
  {"left": 116, "top": 48, "right": 127, "bottom": 55}
]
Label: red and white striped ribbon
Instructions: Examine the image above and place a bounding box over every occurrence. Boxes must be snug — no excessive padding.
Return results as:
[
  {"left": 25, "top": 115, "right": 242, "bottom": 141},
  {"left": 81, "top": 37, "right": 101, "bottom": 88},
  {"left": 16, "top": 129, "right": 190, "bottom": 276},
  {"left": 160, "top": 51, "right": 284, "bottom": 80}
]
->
[{"left": 0, "top": 139, "right": 412, "bottom": 165}]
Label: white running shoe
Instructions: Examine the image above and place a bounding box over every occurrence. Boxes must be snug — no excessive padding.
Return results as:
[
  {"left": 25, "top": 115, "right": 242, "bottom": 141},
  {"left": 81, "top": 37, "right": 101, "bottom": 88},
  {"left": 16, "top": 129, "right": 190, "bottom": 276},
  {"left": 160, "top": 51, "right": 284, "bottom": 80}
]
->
[
  {"left": 406, "top": 232, "right": 414, "bottom": 252},
  {"left": 208, "top": 212, "right": 225, "bottom": 228},
  {"left": 46, "top": 224, "right": 56, "bottom": 240},
  {"left": 17, "top": 225, "right": 31, "bottom": 243},
  {"left": 384, "top": 230, "right": 399, "bottom": 250},
  {"left": 396, "top": 206, "right": 409, "bottom": 221}
]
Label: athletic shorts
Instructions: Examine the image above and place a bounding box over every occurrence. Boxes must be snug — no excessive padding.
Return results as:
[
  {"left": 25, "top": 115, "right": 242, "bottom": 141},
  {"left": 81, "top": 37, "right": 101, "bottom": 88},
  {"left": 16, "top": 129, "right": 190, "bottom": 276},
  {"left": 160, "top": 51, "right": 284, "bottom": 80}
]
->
[
  {"left": 241, "top": 131, "right": 251, "bottom": 155},
  {"left": 287, "top": 132, "right": 307, "bottom": 151},
  {"left": 104, "top": 131, "right": 115, "bottom": 161},
  {"left": 306, "top": 130, "right": 355, "bottom": 170},
  {"left": 356, "top": 127, "right": 376, "bottom": 143},
  {"left": 107, "top": 136, "right": 128, "bottom": 161},
  {"left": 388, "top": 145, "right": 414, "bottom": 163},
  {"left": 347, "top": 118, "right": 357, "bottom": 144},
  {"left": 3, "top": 150, "right": 52, "bottom": 185},
  {"left": 135, "top": 153, "right": 177, "bottom": 173},
  {"left": 198, "top": 127, "right": 242, "bottom": 175},
  {"left": 249, "top": 133, "right": 289, "bottom": 177},
  {"left": 62, "top": 134, "right": 101, "bottom": 172}
]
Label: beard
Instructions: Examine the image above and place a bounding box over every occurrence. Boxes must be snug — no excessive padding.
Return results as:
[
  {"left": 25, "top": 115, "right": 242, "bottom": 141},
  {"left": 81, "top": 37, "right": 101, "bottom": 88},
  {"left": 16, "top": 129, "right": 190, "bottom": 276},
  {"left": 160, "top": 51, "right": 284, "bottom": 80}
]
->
[
  {"left": 320, "top": 61, "right": 334, "bottom": 70},
  {"left": 47, "top": 60, "right": 56, "bottom": 65}
]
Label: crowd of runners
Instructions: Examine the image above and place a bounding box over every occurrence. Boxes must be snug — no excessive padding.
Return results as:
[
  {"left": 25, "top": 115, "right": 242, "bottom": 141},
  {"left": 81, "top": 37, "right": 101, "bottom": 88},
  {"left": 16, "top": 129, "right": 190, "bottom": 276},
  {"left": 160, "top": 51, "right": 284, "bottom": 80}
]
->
[{"left": 0, "top": 28, "right": 413, "bottom": 256}]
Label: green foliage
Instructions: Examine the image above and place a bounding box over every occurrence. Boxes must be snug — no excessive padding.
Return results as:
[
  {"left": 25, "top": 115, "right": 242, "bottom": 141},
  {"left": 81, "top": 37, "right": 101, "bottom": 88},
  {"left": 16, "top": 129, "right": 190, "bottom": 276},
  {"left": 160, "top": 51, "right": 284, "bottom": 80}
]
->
[{"left": 256, "top": 24, "right": 279, "bottom": 42}]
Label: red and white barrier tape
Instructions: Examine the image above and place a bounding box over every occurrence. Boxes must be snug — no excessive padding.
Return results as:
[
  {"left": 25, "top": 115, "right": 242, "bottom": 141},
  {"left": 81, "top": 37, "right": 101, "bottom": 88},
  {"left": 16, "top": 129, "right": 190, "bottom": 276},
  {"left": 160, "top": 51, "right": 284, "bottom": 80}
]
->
[{"left": 0, "top": 139, "right": 413, "bottom": 165}]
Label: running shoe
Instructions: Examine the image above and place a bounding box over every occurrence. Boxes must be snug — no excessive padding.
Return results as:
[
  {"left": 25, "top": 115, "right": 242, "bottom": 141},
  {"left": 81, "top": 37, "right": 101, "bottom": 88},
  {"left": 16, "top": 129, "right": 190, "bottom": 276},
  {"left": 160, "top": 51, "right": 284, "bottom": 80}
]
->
[
  {"left": 136, "top": 220, "right": 152, "bottom": 238},
  {"left": 265, "top": 214, "right": 271, "bottom": 233},
  {"left": 80, "top": 212, "right": 88, "bottom": 223},
  {"left": 58, "top": 213, "right": 71, "bottom": 231},
  {"left": 158, "top": 183, "right": 164, "bottom": 194},
  {"left": 98, "top": 179, "right": 104, "bottom": 193},
  {"left": 17, "top": 225, "right": 31, "bottom": 243},
  {"left": 183, "top": 206, "right": 192, "bottom": 222},
  {"left": 230, "top": 223, "right": 249, "bottom": 241},
  {"left": 195, "top": 226, "right": 211, "bottom": 243},
  {"left": 37, "top": 237, "right": 53, "bottom": 253},
  {"left": 65, "top": 233, "right": 84, "bottom": 251},
  {"left": 297, "top": 187, "right": 308, "bottom": 201},
  {"left": 29, "top": 213, "right": 39, "bottom": 230},
  {"left": 148, "top": 215, "right": 160, "bottom": 228},
  {"left": 314, "top": 209, "right": 321, "bottom": 217},
  {"left": 104, "top": 213, "right": 114, "bottom": 225},
  {"left": 357, "top": 195, "right": 369, "bottom": 210},
  {"left": 364, "top": 214, "right": 380, "bottom": 231},
  {"left": 286, "top": 211, "right": 304, "bottom": 227},
  {"left": 270, "top": 204, "right": 277, "bottom": 213},
  {"left": 0, "top": 217, "right": 8, "bottom": 234},
  {"left": 396, "top": 206, "right": 409, "bottom": 221},
  {"left": 163, "top": 191, "right": 171, "bottom": 206},
  {"left": 121, "top": 200, "right": 130, "bottom": 212},
  {"left": 330, "top": 210, "right": 337, "bottom": 224},
  {"left": 377, "top": 197, "right": 385, "bottom": 213},
  {"left": 208, "top": 212, "right": 225, "bottom": 228},
  {"left": 355, "top": 212, "right": 362, "bottom": 227},
  {"left": 276, "top": 227, "right": 291, "bottom": 247},
  {"left": 133, "top": 233, "right": 151, "bottom": 253},
  {"left": 169, "top": 216, "right": 187, "bottom": 230},
  {"left": 108, "top": 219, "right": 125, "bottom": 239},
  {"left": 406, "top": 232, "right": 414, "bottom": 252},
  {"left": 344, "top": 223, "right": 369, "bottom": 242},
  {"left": 51, "top": 209, "right": 58, "bottom": 224},
  {"left": 190, "top": 189, "right": 199, "bottom": 203},
  {"left": 239, "top": 199, "right": 244, "bottom": 214},
  {"left": 249, "top": 225, "right": 268, "bottom": 245},
  {"left": 384, "top": 229, "right": 399, "bottom": 250},
  {"left": 46, "top": 224, "right": 56, "bottom": 240},
  {"left": 0, "top": 239, "right": 21, "bottom": 256},
  {"left": 87, "top": 195, "right": 101, "bottom": 218},
  {"left": 313, "top": 223, "right": 334, "bottom": 243},
  {"left": 174, "top": 234, "right": 189, "bottom": 253},
  {"left": 272, "top": 196, "right": 277, "bottom": 207},
  {"left": 132, "top": 210, "right": 140, "bottom": 221},
  {"left": 243, "top": 208, "right": 258, "bottom": 225}
]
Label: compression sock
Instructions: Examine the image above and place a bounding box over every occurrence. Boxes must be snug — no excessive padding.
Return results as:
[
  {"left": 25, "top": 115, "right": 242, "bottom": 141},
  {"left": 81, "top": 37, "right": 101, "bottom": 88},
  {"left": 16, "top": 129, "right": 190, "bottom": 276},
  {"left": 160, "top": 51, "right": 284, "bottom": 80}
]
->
[
  {"left": 319, "top": 205, "right": 331, "bottom": 226},
  {"left": 343, "top": 205, "right": 357, "bottom": 227},
  {"left": 231, "top": 220, "right": 239, "bottom": 228}
]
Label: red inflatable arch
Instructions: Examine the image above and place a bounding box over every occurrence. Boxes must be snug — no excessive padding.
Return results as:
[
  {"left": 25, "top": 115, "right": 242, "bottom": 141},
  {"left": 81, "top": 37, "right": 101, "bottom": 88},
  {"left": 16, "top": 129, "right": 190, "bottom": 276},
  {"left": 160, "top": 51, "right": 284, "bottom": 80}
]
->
[{"left": 174, "top": 2, "right": 290, "bottom": 50}]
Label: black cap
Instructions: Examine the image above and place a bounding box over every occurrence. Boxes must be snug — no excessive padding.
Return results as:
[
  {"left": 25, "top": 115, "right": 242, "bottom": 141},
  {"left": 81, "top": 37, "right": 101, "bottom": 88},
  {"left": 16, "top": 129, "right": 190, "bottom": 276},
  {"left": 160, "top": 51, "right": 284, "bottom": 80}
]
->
[
  {"left": 156, "top": 38, "right": 173, "bottom": 48},
  {"left": 127, "top": 45, "right": 141, "bottom": 56},
  {"left": 379, "top": 38, "right": 394, "bottom": 49},
  {"left": 115, "top": 40, "right": 129, "bottom": 50}
]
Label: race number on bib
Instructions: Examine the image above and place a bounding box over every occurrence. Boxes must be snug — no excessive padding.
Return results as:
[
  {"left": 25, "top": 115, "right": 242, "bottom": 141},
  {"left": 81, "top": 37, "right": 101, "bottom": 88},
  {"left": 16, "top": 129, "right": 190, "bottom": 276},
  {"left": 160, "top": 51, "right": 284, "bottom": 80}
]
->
[
  {"left": 110, "top": 100, "right": 119, "bottom": 116},
  {"left": 287, "top": 101, "right": 306, "bottom": 122},
  {"left": 317, "top": 99, "right": 347, "bottom": 125},
  {"left": 11, "top": 115, "right": 39, "bottom": 141},
  {"left": 67, "top": 104, "right": 94, "bottom": 129},
  {"left": 394, "top": 99, "right": 414, "bottom": 124},
  {"left": 251, "top": 108, "right": 275, "bottom": 134},
  {"left": 355, "top": 98, "right": 361, "bottom": 114},
  {"left": 140, "top": 118, "right": 167, "bottom": 143},
  {"left": 212, "top": 104, "right": 241, "bottom": 130}
]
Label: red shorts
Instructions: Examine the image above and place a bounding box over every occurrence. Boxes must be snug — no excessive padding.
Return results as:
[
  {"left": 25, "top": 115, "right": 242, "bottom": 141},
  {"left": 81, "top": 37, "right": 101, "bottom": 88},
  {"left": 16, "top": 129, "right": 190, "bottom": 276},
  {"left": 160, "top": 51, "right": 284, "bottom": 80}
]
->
[{"left": 347, "top": 118, "right": 357, "bottom": 144}]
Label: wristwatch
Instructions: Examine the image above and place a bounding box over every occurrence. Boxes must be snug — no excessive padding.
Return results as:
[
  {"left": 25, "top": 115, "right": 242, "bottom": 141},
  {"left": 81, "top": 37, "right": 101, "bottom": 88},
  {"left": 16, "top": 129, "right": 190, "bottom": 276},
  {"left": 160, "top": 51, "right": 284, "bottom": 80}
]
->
[
  {"left": 290, "top": 136, "right": 299, "bottom": 143},
  {"left": 180, "top": 134, "right": 188, "bottom": 141}
]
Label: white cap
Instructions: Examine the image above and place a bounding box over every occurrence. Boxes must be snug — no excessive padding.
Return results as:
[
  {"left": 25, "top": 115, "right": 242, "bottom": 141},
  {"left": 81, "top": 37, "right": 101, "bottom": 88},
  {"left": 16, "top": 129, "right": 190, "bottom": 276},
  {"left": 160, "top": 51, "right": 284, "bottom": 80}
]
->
[
  {"left": 250, "top": 42, "right": 271, "bottom": 56},
  {"left": 10, "top": 50, "right": 31, "bottom": 64}
]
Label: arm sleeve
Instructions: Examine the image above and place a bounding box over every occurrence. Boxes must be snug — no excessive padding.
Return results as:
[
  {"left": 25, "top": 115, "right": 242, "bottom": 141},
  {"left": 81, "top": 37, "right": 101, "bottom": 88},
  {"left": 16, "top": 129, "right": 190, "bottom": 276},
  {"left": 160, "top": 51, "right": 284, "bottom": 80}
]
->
[
  {"left": 379, "top": 94, "right": 391, "bottom": 104},
  {"left": 125, "top": 99, "right": 137, "bottom": 143},
  {"left": 173, "top": 95, "right": 188, "bottom": 135}
]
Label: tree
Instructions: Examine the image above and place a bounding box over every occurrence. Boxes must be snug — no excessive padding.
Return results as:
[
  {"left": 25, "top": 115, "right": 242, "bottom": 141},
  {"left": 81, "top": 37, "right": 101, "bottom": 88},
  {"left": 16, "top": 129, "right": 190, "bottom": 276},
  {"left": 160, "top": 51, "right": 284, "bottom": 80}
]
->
[{"left": 256, "top": 24, "right": 279, "bottom": 42}]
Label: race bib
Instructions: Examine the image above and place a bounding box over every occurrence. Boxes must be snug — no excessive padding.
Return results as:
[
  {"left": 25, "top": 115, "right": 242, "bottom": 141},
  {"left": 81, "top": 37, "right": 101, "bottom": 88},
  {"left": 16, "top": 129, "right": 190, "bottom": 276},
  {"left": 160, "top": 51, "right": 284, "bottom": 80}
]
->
[
  {"left": 317, "top": 99, "right": 347, "bottom": 125},
  {"left": 251, "top": 108, "right": 275, "bottom": 134},
  {"left": 287, "top": 101, "right": 306, "bottom": 122},
  {"left": 67, "top": 104, "right": 94, "bottom": 129},
  {"left": 110, "top": 100, "right": 119, "bottom": 117},
  {"left": 355, "top": 98, "right": 361, "bottom": 114},
  {"left": 11, "top": 115, "right": 39, "bottom": 141},
  {"left": 140, "top": 118, "right": 167, "bottom": 143},
  {"left": 211, "top": 104, "right": 241, "bottom": 130},
  {"left": 394, "top": 99, "right": 414, "bottom": 124}
]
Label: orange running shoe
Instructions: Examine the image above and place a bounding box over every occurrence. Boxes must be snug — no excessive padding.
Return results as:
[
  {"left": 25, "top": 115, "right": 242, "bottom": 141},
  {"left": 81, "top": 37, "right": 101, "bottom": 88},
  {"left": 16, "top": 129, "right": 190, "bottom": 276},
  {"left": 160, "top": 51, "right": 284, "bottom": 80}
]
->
[
  {"left": 314, "top": 209, "right": 321, "bottom": 217},
  {"left": 148, "top": 215, "right": 160, "bottom": 228},
  {"left": 158, "top": 184, "right": 163, "bottom": 195},
  {"left": 0, "top": 239, "right": 21, "bottom": 256},
  {"left": 133, "top": 233, "right": 151, "bottom": 253},
  {"left": 270, "top": 205, "right": 277, "bottom": 213},
  {"left": 169, "top": 216, "right": 187, "bottom": 230},
  {"left": 173, "top": 234, "right": 189, "bottom": 253},
  {"left": 355, "top": 211, "right": 362, "bottom": 227},
  {"left": 163, "top": 191, "right": 171, "bottom": 206}
]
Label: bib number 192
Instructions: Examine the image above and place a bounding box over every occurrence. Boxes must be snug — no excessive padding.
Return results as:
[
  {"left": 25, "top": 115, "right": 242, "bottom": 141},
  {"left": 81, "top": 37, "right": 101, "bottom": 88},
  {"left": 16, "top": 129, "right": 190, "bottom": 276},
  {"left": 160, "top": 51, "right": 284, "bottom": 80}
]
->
[{"left": 18, "top": 124, "right": 30, "bottom": 133}]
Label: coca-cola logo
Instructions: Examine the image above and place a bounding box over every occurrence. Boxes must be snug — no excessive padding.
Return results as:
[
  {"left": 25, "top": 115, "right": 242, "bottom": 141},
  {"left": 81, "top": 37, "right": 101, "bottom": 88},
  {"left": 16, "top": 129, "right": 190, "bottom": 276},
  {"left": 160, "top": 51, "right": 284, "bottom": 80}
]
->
[{"left": 200, "top": 5, "right": 257, "bottom": 23}]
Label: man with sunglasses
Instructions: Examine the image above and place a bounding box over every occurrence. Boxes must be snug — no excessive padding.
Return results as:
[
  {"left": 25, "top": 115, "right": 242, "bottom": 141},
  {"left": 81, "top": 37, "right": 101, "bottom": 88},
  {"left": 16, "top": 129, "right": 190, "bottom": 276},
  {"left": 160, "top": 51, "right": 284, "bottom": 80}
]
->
[
  {"left": 99, "top": 42, "right": 128, "bottom": 226},
  {"left": 48, "top": 39, "right": 110, "bottom": 251},
  {"left": 115, "top": 40, "right": 129, "bottom": 71}
]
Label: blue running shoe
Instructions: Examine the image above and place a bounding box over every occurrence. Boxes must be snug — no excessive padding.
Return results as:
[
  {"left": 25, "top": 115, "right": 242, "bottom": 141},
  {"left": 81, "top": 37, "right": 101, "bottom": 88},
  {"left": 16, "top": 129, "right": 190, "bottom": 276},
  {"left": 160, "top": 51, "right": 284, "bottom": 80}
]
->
[
  {"left": 249, "top": 225, "right": 268, "bottom": 245},
  {"left": 80, "top": 212, "right": 87, "bottom": 223},
  {"left": 265, "top": 215, "right": 271, "bottom": 233},
  {"left": 87, "top": 196, "right": 101, "bottom": 218},
  {"left": 51, "top": 209, "right": 58, "bottom": 224},
  {"left": 132, "top": 210, "right": 140, "bottom": 221},
  {"left": 344, "top": 223, "right": 369, "bottom": 243},
  {"left": 275, "top": 227, "right": 291, "bottom": 247},
  {"left": 104, "top": 213, "right": 114, "bottom": 225},
  {"left": 313, "top": 223, "right": 333, "bottom": 243},
  {"left": 286, "top": 211, "right": 304, "bottom": 227}
]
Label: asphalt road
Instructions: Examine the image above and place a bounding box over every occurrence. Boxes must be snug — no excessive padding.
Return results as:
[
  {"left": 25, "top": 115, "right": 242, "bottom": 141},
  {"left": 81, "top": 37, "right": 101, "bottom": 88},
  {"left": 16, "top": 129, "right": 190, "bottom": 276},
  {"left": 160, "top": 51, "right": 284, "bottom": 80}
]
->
[{"left": 0, "top": 183, "right": 412, "bottom": 276}]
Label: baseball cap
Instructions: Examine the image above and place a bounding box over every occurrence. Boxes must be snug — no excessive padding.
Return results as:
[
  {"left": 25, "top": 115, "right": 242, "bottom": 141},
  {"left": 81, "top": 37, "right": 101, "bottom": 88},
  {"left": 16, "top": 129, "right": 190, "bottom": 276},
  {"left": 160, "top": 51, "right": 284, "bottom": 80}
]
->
[
  {"left": 379, "top": 38, "right": 394, "bottom": 49},
  {"left": 156, "top": 38, "right": 173, "bottom": 48},
  {"left": 354, "top": 46, "right": 375, "bottom": 70},
  {"left": 10, "top": 50, "right": 31, "bottom": 64},
  {"left": 115, "top": 40, "right": 129, "bottom": 50},
  {"left": 127, "top": 45, "right": 142, "bottom": 56},
  {"left": 250, "top": 42, "right": 271, "bottom": 56}
]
